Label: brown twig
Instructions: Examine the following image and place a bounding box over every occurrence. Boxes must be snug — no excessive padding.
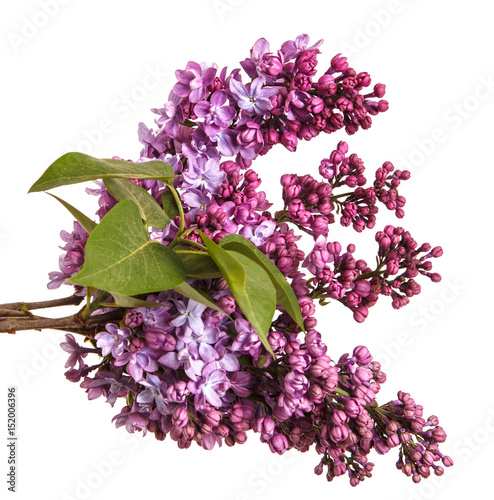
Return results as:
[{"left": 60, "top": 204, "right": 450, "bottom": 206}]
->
[
  {"left": 0, "top": 309, "right": 33, "bottom": 317},
  {"left": 0, "top": 304, "right": 124, "bottom": 337},
  {"left": 0, "top": 294, "right": 84, "bottom": 312}
]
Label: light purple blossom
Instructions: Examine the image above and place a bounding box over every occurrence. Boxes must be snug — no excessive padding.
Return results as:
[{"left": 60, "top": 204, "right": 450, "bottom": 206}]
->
[
  {"left": 231, "top": 318, "right": 262, "bottom": 357},
  {"left": 194, "top": 90, "right": 236, "bottom": 136},
  {"left": 60, "top": 333, "right": 94, "bottom": 369},
  {"left": 188, "top": 362, "right": 231, "bottom": 409},
  {"left": 181, "top": 188, "right": 213, "bottom": 219},
  {"left": 136, "top": 374, "right": 169, "bottom": 415},
  {"left": 181, "top": 157, "right": 226, "bottom": 193},
  {"left": 228, "top": 371, "right": 252, "bottom": 397},
  {"left": 240, "top": 37, "right": 271, "bottom": 79},
  {"left": 173, "top": 61, "right": 217, "bottom": 103},
  {"left": 280, "top": 34, "right": 323, "bottom": 61},
  {"left": 114, "top": 347, "right": 159, "bottom": 382},
  {"left": 171, "top": 298, "right": 208, "bottom": 333},
  {"left": 210, "top": 127, "right": 239, "bottom": 157},
  {"left": 240, "top": 220, "right": 276, "bottom": 246},
  {"left": 152, "top": 93, "right": 184, "bottom": 138},
  {"left": 303, "top": 235, "right": 331, "bottom": 275},
  {"left": 81, "top": 370, "right": 136, "bottom": 407},
  {"left": 95, "top": 323, "right": 131, "bottom": 357},
  {"left": 132, "top": 303, "right": 172, "bottom": 332},
  {"left": 112, "top": 403, "right": 149, "bottom": 435},
  {"left": 48, "top": 222, "right": 88, "bottom": 290},
  {"left": 159, "top": 343, "right": 204, "bottom": 381},
  {"left": 229, "top": 77, "right": 278, "bottom": 116}
]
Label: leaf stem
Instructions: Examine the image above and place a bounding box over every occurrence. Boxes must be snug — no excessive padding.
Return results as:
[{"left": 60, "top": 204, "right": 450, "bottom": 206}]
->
[
  {"left": 80, "top": 291, "right": 111, "bottom": 321},
  {"left": 167, "top": 185, "right": 185, "bottom": 248}
]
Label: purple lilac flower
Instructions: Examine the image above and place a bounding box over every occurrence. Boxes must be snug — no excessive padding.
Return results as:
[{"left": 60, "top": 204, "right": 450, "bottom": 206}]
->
[
  {"left": 173, "top": 61, "right": 217, "bottom": 103},
  {"left": 136, "top": 373, "right": 169, "bottom": 415},
  {"left": 181, "top": 188, "right": 213, "bottom": 219},
  {"left": 132, "top": 303, "right": 172, "bottom": 332},
  {"left": 170, "top": 298, "right": 208, "bottom": 333},
  {"left": 229, "top": 77, "right": 278, "bottom": 116},
  {"left": 210, "top": 127, "right": 239, "bottom": 157},
  {"left": 188, "top": 362, "right": 231, "bottom": 409},
  {"left": 181, "top": 157, "right": 226, "bottom": 194},
  {"left": 240, "top": 220, "right": 276, "bottom": 246},
  {"left": 48, "top": 222, "right": 88, "bottom": 290},
  {"left": 194, "top": 90, "right": 236, "bottom": 136},
  {"left": 228, "top": 371, "right": 252, "bottom": 397},
  {"left": 112, "top": 403, "right": 149, "bottom": 435},
  {"left": 240, "top": 37, "right": 271, "bottom": 79},
  {"left": 95, "top": 323, "right": 131, "bottom": 357},
  {"left": 152, "top": 93, "right": 184, "bottom": 138},
  {"left": 114, "top": 347, "right": 159, "bottom": 382},
  {"left": 81, "top": 370, "right": 136, "bottom": 406},
  {"left": 55, "top": 34, "right": 449, "bottom": 485},
  {"left": 60, "top": 333, "right": 94, "bottom": 369},
  {"left": 280, "top": 34, "right": 323, "bottom": 61},
  {"left": 231, "top": 318, "right": 262, "bottom": 357},
  {"left": 159, "top": 343, "right": 204, "bottom": 381},
  {"left": 181, "top": 128, "right": 220, "bottom": 163}
]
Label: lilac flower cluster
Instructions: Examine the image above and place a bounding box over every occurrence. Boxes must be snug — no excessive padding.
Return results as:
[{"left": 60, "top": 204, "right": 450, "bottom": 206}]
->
[
  {"left": 51, "top": 34, "right": 451, "bottom": 486},
  {"left": 48, "top": 221, "right": 88, "bottom": 292}
]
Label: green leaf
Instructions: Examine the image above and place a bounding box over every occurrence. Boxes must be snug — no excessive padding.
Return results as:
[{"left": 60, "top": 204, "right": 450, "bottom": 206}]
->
[
  {"left": 67, "top": 199, "right": 185, "bottom": 295},
  {"left": 29, "top": 152, "right": 174, "bottom": 193},
  {"left": 161, "top": 191, "right": 180, "bottom": 220},
  {"left": 175, "top": 248, "right": 222, "bottom": 279},
  {"left": 219, "top": 234, "right": 305, "bottom": 330},
  {"left": 199, "top": 232, "right": 276, "bottom": 356},
  {"left": 103, "top": 293, "right": 162, "bottom": 309},
  {"left": 104, "top": 178, "right": 170, "bottom": 228},
  {"left": 47, "top": 193, "right": 97, "bottom": 234},
  {"left": 173, "top": 282, "right": 226, "bottom": 316}
]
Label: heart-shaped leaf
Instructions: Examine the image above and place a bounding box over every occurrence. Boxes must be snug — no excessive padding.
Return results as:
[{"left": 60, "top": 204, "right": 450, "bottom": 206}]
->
[
  {"left": 199, "top": 232, "right": 275, "bottom": 356},
  {"left": 219, "top": 234, "right": 304, "bottom": 330},
  {"left": 104, "top": 178, "right": 170, "bottom": 228},
  {"left": 29, "top": 152, "right": 174, "bottom": 192},
  {"left": 67, "top": 200, "right": 185, "bottom": 295}
]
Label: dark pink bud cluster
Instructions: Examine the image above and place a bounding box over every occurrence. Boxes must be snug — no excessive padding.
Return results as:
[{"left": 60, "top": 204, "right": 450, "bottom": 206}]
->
[{"left": 374, "top": 225, "right": 443, "bottom": 309}]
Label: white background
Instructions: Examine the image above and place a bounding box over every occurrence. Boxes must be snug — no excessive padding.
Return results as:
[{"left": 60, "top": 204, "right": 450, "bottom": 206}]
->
[{"left": 0, "top": 1, "right": 492, "bottom": 499}]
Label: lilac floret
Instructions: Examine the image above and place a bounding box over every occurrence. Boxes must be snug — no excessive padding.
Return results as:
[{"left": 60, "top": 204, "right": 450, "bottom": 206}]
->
[
  {"left": 229, "top": 77, "right": 278, "bottom": 116},
  {"left": 95, "top": 323, "right": 131, "bottom": 357}
]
